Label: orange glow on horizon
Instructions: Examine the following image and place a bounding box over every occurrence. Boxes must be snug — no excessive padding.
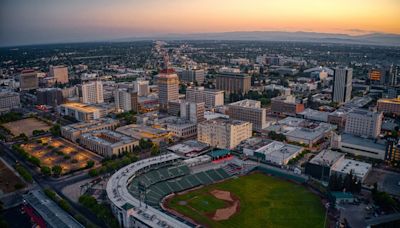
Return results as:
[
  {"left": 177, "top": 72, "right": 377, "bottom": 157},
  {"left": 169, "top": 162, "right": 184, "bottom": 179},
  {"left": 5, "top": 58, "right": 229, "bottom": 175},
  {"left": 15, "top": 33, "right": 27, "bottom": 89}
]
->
[{"left": 80, "top": 0, "right": 400, "bottom": 35}]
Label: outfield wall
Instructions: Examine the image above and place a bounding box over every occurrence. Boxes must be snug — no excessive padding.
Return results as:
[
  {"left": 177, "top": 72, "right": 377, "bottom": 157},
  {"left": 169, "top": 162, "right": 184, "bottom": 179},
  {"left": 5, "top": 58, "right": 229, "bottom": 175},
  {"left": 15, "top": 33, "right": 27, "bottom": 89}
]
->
[{"left": 253, "top": 166, "right": 308, "bottom": 183}]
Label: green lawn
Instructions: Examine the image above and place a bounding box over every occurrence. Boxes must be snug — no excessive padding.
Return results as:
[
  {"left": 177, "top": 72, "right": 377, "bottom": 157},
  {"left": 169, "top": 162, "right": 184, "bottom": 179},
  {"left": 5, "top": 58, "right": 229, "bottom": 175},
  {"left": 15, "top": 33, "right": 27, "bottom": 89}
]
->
[{"left": 166, "top": 173, "right": 326, "bottom": 228}]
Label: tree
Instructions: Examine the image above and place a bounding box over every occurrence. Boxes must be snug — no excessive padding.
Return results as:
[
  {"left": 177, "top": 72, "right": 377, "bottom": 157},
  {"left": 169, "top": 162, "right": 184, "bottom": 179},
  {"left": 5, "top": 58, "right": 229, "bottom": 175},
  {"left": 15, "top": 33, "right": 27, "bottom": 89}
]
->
[
  {"left": 86, "top": 160, "right": 95, "bottom": 168},
  {"left": 28, "top": 156, "right": 41, "bottom": 167},
  {"left": 49, "top": 124, "right": 61, "bottom": 136},
  {"left": 52, "top": 165, "right": 62, "bottom": 176},
  {"left": 41, "top": 166, "right": 51, "bottom": 176},
  {"left": 151, "top": 143, "right": 160, "bottom": 156}
]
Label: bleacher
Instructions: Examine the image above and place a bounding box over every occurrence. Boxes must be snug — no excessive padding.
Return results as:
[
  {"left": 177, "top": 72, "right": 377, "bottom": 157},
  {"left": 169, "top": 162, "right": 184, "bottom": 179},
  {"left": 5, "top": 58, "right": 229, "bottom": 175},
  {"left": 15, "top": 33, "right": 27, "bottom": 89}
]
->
[
  {"left": 128, "top": 165, "right": 231, "bottom": 209},
  {"left": 222, "top": 163, "right": 243, "bottom": 175}
]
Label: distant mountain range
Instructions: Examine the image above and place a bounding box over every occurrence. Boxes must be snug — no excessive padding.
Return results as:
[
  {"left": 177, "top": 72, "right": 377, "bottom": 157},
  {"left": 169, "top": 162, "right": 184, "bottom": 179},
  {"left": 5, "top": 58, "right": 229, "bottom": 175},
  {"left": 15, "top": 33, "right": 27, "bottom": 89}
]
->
[{"left": 117, "top": 31, "right": 400, "bottom": 46}]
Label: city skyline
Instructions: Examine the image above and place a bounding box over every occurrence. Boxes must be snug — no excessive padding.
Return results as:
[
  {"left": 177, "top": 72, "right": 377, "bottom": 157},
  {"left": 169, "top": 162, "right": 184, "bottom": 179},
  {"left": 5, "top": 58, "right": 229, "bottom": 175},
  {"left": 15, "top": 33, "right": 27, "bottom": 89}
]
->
[{"left": 1, "top": 0, "right": 400, "bottom": 46}]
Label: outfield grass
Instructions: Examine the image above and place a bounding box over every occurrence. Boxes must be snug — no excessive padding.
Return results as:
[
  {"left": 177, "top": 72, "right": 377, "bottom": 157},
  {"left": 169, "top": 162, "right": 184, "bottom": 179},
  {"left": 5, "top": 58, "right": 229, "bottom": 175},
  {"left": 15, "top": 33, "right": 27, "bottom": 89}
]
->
[{"left": 166, "top": 173, "right": 326, "bottom": 228}]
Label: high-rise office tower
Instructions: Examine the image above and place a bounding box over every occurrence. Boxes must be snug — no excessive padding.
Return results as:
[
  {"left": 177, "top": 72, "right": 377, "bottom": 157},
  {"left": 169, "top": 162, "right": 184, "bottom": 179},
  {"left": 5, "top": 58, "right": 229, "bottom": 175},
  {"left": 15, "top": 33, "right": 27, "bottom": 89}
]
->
[
  {"left": 157, "top": 69, "right": 179, "bottom": 111},
  {"left": 49, "top": 65, "right": 69, "bottom": 84},
  {"left": 332, "top": 67, "right": 352, "bottom": 103},
  {"left": 79, "top": 81, "right": 104, "bottom": 104}
]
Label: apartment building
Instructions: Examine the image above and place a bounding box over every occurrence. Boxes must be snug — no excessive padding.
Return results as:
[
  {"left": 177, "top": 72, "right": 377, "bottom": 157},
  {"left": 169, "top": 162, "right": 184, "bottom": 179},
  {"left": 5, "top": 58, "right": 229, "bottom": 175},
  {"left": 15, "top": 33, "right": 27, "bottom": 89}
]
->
[
  {"left": 271, "top": 95, "right": 304, "bottom": 116},
  {"left": 216, "top": 72, "right": 251, "bottom": 95},
  {"left": 344, "top": 109, "right": 383, "bottom": 139},
  {"left": 197, "top": 117, "right": 252, "bottom": 149},
  {"left": 227, "top": 99, "right": 267, "bottom": 131}
]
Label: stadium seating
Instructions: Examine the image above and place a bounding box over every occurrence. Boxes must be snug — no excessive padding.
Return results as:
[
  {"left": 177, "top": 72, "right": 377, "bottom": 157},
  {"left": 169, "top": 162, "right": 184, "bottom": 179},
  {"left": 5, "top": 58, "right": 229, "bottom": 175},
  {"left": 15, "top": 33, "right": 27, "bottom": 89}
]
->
[{"left": 128, "top": 165, "right": 231, "bottom": 208}]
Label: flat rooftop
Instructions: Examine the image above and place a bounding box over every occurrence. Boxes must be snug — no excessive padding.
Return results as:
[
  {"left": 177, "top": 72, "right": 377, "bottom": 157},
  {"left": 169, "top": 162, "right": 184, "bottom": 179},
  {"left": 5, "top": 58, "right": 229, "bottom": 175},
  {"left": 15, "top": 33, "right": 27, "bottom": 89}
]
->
[
  {"left": 331, "top": 158, "right": 372, "bottom": 179},
  {"left": 285, "top": 123, "right": 335, "bottom": 141},
  {"left": 204, "top": 111, "right": 229, "bottom": 121},
  {"left": 378, "top": 97, "right": 400, "bottom": 104},
  {"left": 277, "top": 117, "right": 305, "bottom": 127},
  {"left": 62, "top": 118, "right": 119, "bottom": 131},
  {"left": 168, "top": 140, "right": 209, "bottom": 155},
  {"left": 309, "top": 150, "right": 344, "bottom": 166},
  {"left": 60, "top": 102, "right": 100, "bottom": 113},
  {"left": 341, "top": 134, "right": 386, "bottom": 151},
  {"left": 229, "top": 99, "right": 261, "bottom": 108},
  {"left": 116, "top": 124, "right": 170, "bottom": 140},
  {"left": 24, "top": 190, "right": 84, "bottom": 228},
  {"left": 81, "top": 129, "right": 136, "bottom": 147},
  {"left": 201, "top": 117, "right": 250, "bottom": 126}
]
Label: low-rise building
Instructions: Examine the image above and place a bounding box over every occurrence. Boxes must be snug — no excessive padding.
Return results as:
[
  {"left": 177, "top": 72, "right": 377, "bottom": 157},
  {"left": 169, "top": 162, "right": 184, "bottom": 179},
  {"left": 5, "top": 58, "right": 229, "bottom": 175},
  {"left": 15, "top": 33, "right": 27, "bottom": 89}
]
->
[
  {"left": 79, "top": 130, "right": 138, "bottom": 157},
  {"left": 332, "top": 133, "right": 386, "bottom": 160},
  {"left": 331, "top": 158, "right": 372, "bottom": 183},
  {"left": 265, "top": 117, "right": 336, "bottom": 148},
  {"left": 239, "top": 137, "right": 303, "bottom": 165},
  {"left": 271, "top": 95, "right": 304, "bottom": 116},
  {"left": 167, "top": 140, "right": 209, "bottom": 157},
  {"left": 116, "top": 124, "right": 172, "bottom": 144},
  {"left": 166, "top": 119, "right": 197, "bottom": 139},
  {"left": 23, "top": 190, "right": 84, "bottom": 228},
  {"left": 58, "top": 102, "right": 104, "bottom": 122},
  {"left": 298, "top": 108, "right": 329, "bottom": 122},
  {"left": 305, "top": 150, "right": 345, "bottom": 181},
  {"left": 305, "top": 149, "right": 372, "bottom": 183},
  {"left": 197, "top": 117, "right": 252, "bottom": 149},
  {"left": 377, "top": 97, "right": 400, "bottom": 116},
  {"left": 61, "top": 118, "right": 119, "bottom": 142}
]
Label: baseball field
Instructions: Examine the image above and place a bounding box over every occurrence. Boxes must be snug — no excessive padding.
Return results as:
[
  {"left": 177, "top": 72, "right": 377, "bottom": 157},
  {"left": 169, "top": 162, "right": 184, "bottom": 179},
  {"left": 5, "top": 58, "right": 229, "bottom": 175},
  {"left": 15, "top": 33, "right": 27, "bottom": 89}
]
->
[{"left": 165, "top": 173, "right": 326, "bottom": 228}]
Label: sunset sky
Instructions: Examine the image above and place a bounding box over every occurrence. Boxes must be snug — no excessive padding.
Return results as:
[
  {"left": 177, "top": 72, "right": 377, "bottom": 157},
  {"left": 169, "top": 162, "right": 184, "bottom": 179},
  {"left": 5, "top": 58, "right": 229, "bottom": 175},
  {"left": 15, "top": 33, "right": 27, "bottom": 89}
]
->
[{"left": 1, "top": 0, "right": 399, "bottom": 46}]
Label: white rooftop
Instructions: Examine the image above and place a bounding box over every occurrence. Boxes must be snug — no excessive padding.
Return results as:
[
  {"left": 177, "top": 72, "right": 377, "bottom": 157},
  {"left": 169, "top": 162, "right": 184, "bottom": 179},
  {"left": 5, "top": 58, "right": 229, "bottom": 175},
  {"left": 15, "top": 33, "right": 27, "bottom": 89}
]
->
[{"left": 331, "top": 158, "right": 372, "bottom": 180}]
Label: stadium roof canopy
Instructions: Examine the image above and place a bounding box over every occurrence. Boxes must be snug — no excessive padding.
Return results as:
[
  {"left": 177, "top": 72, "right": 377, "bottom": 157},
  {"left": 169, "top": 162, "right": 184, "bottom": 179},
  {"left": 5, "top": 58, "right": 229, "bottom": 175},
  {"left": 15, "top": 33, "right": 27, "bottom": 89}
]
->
[{"left": 209, "top": 149, "right": 231, "bottom": 158}]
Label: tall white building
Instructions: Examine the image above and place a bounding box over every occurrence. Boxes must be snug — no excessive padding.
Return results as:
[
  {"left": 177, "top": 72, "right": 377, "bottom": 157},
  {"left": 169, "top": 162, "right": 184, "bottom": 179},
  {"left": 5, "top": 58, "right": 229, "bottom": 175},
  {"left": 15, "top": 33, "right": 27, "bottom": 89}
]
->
[
  {"left": 197, "top": 117, "right": 252, "bottom": 149},
  {"left": 114, "top": 89, "right": 138, "bottom": 112},
  {"left": 344, "top": 109, "right": 383, "bottom": 139},
  {"left": 180, "top": 101, "right": 205, "bottom": 123},
  {"left": 186, "top": 87, "right": 224, "bottom": 108},
  {"left": 133, "top": 78, "right": 150, "bottom": 97},
  {"left": 80, "top": 81, "right": 104, "bottom": 104},
  {"left": 332, "top": 67, "right": 353, "bottom": 103}
]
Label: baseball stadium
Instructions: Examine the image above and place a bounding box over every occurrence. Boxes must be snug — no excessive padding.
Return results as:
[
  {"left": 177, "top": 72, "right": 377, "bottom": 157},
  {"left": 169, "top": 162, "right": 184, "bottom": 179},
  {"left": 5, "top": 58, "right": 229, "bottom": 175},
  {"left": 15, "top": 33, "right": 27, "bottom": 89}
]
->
[{"left": 106, "top": 151, "right": 326, "bottom": 228}]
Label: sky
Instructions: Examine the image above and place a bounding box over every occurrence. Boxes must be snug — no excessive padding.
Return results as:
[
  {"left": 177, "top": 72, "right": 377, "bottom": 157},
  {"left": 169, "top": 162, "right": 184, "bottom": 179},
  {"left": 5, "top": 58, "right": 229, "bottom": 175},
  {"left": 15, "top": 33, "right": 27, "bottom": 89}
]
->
[{"left": 1, "top": 0, "right": 399, "bottom": 46}]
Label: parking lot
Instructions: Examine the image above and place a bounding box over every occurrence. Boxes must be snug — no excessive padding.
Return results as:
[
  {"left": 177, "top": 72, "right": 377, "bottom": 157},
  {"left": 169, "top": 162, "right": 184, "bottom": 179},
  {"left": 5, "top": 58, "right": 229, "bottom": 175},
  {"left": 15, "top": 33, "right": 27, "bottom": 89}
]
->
[{"left": 364, "top": 168, "right": 400, "bottom": 196}]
